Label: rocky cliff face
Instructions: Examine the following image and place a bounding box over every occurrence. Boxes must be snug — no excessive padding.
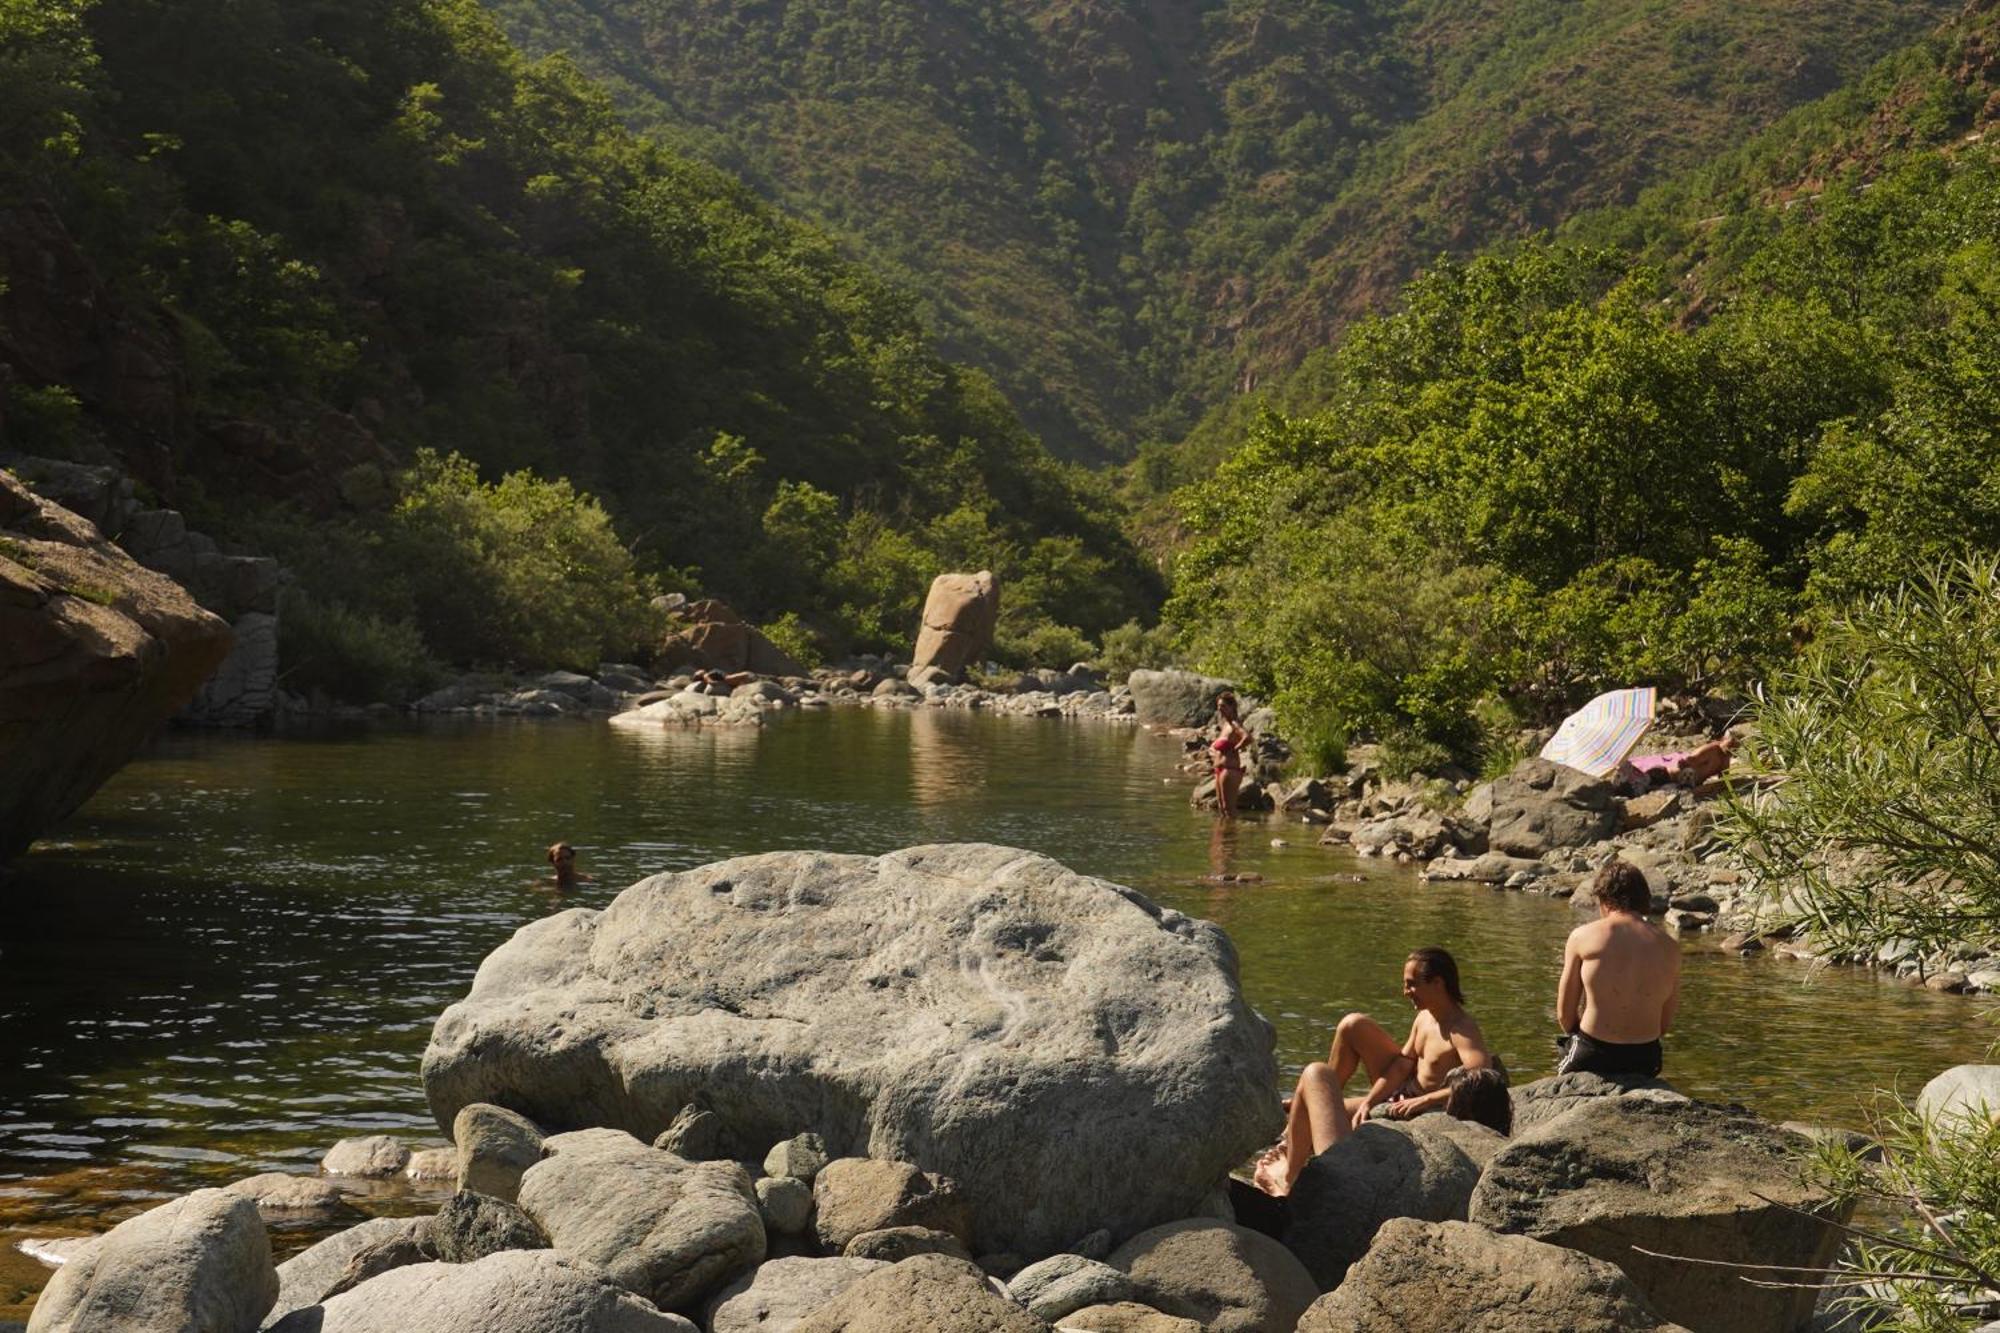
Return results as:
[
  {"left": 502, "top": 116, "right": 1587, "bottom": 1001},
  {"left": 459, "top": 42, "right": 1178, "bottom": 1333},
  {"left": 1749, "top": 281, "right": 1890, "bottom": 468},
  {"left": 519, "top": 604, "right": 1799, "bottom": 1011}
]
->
[{"left": 0, "top": 469, "right": 232, "bottom": 861}]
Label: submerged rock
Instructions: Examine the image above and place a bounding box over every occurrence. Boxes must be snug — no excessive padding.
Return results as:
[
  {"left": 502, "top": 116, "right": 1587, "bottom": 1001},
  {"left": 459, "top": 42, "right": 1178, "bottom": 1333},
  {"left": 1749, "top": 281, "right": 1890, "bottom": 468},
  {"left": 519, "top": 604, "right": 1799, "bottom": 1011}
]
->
[
  {"left": 0, "top": 471, "right": 232, "bottom": 861},
  {"left": 422, "top": 844, "right": 1279, "bottom": 1257},
  {"left": 1296, "top": 1219, "right": 1688, "bottom": 1332}
]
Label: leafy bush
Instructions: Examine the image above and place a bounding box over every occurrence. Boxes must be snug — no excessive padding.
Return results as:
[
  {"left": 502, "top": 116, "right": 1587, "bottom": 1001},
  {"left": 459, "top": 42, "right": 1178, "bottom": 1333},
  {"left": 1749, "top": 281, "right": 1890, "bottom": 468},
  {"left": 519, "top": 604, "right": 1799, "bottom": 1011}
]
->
[
  {"left": 1719, "top": 557, "right": 2000, "bottom": 963},
  {"left": 996, "top": 619, "right": 1095, "bottom": 671},
  {"left": 1803, "top": 1089, "right": 2000, "bottom": 1333},
  {"left": 279, "top": 592, "right": 440, "bottom": 704},
  {"left": 1095, "top": 619, "right": 1178, "bottom": 680},
  {"left": 390, "top": 450, "right": 659, "bottom": 671},
  {"left": 758, "top": 611, "right": 824, "bottom": 671}
]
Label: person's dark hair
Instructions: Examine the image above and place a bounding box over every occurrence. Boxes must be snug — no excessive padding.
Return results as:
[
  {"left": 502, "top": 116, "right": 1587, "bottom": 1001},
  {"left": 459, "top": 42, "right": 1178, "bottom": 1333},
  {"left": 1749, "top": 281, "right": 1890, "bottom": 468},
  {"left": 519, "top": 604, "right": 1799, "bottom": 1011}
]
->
[
  {"left": 1592, "top": 859, "right": 1651, "bottom": 913},
  {"left": 1407, "top": 946, "right": 1464, "bottom": 1005},
  {"left": 1215, "top": 691, "right": 1238, "bottom": 719},
  {"left": 1446, "top": 1066, "right": 1512, "bottom": 1136}
]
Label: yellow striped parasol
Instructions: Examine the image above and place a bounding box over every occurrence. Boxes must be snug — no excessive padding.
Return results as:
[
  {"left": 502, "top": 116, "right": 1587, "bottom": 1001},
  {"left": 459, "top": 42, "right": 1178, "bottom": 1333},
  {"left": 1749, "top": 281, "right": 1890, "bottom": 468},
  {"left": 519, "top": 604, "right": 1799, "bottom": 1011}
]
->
[{"left": 1539, "top": 687, "right": 1658, "bottom": 778}]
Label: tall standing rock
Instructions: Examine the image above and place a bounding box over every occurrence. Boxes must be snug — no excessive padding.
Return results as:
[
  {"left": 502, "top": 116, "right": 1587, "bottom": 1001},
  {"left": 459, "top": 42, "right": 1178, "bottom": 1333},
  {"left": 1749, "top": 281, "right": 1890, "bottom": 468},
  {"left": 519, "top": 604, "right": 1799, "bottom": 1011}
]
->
[
  {"left": 0, "top": 470, "right": 231, "bottom": 862},
  {"left": 911, "top": 571, "right": 999, "bottom": 679},
  {"left": 422, "top": 844, "right": 1280, "bottom": 1257}
]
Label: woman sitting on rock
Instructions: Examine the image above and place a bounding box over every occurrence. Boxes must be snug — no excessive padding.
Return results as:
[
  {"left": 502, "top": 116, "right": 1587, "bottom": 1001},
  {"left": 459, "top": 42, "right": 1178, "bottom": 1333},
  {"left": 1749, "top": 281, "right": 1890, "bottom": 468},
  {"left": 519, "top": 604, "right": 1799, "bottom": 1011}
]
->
[{"left": 1253, "top": 946, "right": 1496, "bottom": 1195}]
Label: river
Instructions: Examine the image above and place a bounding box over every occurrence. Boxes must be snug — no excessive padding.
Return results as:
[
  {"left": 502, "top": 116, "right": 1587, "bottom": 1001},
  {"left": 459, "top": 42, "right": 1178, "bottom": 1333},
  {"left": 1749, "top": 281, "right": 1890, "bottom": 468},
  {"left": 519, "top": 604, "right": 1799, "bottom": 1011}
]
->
[{"left": 2, "top": 707, "right": 1992, "bottom": 1315}]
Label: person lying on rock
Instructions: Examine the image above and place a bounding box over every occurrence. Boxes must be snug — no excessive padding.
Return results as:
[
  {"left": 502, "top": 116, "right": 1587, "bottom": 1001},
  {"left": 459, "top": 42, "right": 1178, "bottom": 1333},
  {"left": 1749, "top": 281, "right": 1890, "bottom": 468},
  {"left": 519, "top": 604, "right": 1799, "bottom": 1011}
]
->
[
  {"left": 1556, "top": 859, "right": 1680, "bottom": 1078},
  {"left": 545, "top": 841, "right": 596, "bottom": 892},
  {"left": 1253, "top": 946, "right": 1494, "bottom": 1195},
  {"left": 1622, "top": 732, "right": 1739, "bottom": 792}
]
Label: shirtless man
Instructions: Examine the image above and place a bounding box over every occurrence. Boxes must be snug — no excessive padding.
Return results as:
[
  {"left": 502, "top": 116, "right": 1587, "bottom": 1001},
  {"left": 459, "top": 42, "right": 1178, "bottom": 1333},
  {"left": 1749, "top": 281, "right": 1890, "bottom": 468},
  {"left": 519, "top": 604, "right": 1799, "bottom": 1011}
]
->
[
  {"left": 1254, "top": 947, "right": 1493, "bottom": 1195},
  {"left": 545, "top": 841, "right": 596, "bottom": 892},
  {"left": 1557, "top": 859, "right": 1681, "bottom": 1076}
]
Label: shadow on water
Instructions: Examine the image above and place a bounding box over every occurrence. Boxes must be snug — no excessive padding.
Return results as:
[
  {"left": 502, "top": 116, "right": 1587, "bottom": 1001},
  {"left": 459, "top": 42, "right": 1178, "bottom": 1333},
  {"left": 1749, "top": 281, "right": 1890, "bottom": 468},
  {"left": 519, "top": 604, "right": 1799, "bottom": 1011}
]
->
[{"left": 2, "top": 707, "right": 1995, "bottom": 1314}]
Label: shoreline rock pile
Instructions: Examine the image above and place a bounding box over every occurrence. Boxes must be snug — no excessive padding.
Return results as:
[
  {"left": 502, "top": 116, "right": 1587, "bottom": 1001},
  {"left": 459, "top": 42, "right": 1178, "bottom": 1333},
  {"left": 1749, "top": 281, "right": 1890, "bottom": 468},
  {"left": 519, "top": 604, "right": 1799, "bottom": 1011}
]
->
[{"left": 18, "top": 847, "right": 1922, "bottom": 1333}]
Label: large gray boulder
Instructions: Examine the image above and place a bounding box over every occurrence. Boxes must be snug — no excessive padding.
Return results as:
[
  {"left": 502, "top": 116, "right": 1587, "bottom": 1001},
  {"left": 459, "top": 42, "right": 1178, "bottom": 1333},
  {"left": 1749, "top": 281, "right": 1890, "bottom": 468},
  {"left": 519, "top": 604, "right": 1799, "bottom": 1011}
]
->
[
  {"left": 1126, "top": 670, "right": 1232, "bottom": 729},
  {"left": 263, "top": 1218, "right": 431, "bottom": 1329},
  {"left": 423, "top": 844, "right": 1279, "bottom": 1257},
  {"left": 1109, "top": 1221, "right": 1318, "bottom": 1333},
  {"left": 703, "top": 1256, "right": 889, "bottom": 1333},
  {"left": 1916, "top": 1064, "right": 2000, "bottom": 1129},
  {"left": 1484, "top": 758, "right": 1619, "bottom": 858},
  {"left": 1296, "top": 1219, "right": 1689, "bottom": 1332},
  {"left": 1282, "top": 1115, "right": 1501, "bottom": 1289},
  {"left": 452, "top": 1102, "right": 543, "bottom": 1202},
  {"left": 264, "top": 1250, "right": 694, "bottom": 1333},
  {"left": 1469, "top": 1096, "right": 1848, "bottom": 1333},
  {"left": 27, "top": 1188, "right": 275, "bottom": 1333},
  {"left": 791, "top": 1253, "right": 1047, "bottom": 1333},
  {"left": 516, "top": 1128, "right": 764, "bottom": 1310}
]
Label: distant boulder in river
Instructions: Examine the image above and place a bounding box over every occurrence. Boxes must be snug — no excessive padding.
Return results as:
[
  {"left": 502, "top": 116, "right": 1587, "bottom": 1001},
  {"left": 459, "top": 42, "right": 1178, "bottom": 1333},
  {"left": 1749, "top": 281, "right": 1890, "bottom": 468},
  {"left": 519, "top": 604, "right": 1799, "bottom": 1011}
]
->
[
  {"left": 421, "top": 843, "right": 1280, "bottom": 1258},
  {"left": 0, "top": 469, "right": 232, "bottom": 862}
]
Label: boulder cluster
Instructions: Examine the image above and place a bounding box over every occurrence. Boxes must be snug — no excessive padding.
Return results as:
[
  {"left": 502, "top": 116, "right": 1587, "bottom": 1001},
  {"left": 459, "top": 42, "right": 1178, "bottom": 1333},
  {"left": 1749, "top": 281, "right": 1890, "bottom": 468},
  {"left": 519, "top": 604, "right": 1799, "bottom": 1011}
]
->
[{"left": 19, "top": 845, "right": 1894, "bottom": 1333}]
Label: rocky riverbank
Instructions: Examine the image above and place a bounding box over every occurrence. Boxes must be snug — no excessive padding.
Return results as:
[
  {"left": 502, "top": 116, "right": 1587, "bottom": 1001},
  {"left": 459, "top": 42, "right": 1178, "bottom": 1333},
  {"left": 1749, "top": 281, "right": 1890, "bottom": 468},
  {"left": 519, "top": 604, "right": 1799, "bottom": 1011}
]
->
[
  {"left": 1133, "top": 666, "right": 2000, "bottom": 1000},
  {"left": 17, "top": 843, "right": 1912, "bottom": 1333}
]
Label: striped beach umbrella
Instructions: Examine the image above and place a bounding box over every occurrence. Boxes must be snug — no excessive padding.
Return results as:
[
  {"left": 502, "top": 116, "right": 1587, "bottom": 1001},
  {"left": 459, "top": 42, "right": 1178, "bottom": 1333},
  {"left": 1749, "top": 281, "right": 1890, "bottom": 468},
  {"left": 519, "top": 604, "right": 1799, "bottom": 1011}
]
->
[{"left": 1539, "top": 687, "right": 1658, "bottom": 778}]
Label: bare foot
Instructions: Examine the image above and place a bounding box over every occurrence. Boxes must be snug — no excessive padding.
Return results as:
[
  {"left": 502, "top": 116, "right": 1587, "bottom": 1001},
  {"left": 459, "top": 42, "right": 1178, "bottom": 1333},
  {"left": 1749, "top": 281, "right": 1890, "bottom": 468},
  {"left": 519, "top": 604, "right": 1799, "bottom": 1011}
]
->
[{"left": 1251, "top": 1145, "right": 1291, "bottom": 1197}]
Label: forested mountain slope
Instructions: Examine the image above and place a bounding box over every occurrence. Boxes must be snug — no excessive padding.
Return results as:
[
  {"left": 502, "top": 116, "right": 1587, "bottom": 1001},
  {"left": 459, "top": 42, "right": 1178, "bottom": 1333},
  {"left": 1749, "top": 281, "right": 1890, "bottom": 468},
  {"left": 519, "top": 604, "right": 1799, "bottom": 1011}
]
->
[
  {"left": 488, "top": 0, "right": 1954, "bottom": 460},
  {"left": 1165, "top": 0, "right": 2000, "bottom": 770},
  {"left": 0, "top": 0, "right": 1157, "bottom": 690}
]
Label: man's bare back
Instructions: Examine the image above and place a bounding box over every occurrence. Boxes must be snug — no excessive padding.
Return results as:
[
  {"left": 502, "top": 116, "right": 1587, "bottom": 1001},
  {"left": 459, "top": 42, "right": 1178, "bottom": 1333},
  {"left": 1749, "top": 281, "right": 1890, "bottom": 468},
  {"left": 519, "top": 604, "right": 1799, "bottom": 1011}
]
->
[
  {"left": 1556, "top": 859, "right": 1681, "bottom": 1078},
  {"left": 1561, "top": 914, "right": 1679, "bottom": 1043}
]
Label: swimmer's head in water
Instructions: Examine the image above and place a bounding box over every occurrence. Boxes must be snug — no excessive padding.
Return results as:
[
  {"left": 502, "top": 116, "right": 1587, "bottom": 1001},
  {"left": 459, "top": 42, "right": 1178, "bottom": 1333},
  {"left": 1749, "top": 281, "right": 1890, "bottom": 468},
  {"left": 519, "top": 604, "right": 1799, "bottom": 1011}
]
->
[
  {"left": 547, "top": 842, "right": 575, "bottom": 868},
  {"left": 1404, "top": 945, "right": 1464, "bottom": 1007}
]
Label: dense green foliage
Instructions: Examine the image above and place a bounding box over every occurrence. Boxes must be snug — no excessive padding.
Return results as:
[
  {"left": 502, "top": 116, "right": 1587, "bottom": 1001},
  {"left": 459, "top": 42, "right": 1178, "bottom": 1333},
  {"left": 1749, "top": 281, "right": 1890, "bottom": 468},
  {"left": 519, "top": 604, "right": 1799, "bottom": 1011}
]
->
[
  {"left": 1721, "top": 559, "right": 2000, "bottom": 966},
  {"left": 0, "top": 0, "right": 1158, "bottom": 687},
  {"left": 1169, "top": 112, "right": 2000, "bottom": 757},
  {"left": 485, "top": 0, "right": 1948, "bottom": 464}
]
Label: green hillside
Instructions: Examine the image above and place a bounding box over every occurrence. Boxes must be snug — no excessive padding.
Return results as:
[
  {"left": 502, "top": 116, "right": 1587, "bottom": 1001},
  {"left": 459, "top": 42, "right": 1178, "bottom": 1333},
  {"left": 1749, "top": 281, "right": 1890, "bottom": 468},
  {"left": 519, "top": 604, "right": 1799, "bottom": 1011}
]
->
[
  {"left": 0, "top": 0, "right": 1158, "bottom": 691},
  {"left": 1166, "top": 0, "right": 2000, "bottom": 770},
  {"left": 486, "top": 0, "right": 1954, "bottom": 462}
]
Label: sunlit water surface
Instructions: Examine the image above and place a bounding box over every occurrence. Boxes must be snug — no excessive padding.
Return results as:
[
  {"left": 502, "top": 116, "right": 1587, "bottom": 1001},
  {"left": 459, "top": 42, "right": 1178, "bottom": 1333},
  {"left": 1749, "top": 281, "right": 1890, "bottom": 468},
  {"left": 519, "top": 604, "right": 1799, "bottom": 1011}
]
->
[{"left": 3, "top": 709, "right": 1993, "bottom": 1315}]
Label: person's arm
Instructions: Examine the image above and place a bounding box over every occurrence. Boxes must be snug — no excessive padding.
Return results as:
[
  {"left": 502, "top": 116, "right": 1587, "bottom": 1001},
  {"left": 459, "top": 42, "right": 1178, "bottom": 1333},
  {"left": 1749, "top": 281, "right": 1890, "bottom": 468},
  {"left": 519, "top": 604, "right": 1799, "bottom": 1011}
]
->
[
  {"left": 1557, "top": 932, "right": 1584, "bottom": 1035},
  {"left": 1352, "top": 1025, "right": 1420, "bottom": 1129},
  {"left": 1386, "top": 1024, "right": 1492, "bottom": 1118}
]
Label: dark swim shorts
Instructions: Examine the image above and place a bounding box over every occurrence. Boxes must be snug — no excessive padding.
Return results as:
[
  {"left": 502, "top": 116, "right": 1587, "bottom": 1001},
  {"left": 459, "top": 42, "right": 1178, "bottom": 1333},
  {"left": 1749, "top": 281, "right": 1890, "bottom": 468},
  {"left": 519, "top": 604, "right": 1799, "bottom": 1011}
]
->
[{"left": 1557, "top": 1030, "right": 1663, "bottom": 1077}]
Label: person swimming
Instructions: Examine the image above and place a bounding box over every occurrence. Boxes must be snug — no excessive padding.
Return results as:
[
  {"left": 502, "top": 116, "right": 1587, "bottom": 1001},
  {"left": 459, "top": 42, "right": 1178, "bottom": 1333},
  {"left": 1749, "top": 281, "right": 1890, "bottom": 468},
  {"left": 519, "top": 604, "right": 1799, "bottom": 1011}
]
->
[{"left": 545, "top": 841, "right": 596, "bottom": 892}]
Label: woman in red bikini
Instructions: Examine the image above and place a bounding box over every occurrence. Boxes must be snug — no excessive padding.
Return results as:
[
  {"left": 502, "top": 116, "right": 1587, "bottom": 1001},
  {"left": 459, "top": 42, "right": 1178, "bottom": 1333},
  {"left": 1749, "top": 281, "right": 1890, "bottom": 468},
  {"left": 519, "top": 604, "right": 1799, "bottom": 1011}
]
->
[{"left": 1210, "top": 692, "right": 1249, "bottom": 818}]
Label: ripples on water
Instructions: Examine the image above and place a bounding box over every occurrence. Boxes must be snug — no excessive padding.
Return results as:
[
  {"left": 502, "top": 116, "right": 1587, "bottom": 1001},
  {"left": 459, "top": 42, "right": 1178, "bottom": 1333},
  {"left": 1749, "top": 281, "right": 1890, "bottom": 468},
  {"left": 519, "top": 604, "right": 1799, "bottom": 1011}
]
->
[{"left": 2, "top": 709, "right": 1994, "bottom": 1314}]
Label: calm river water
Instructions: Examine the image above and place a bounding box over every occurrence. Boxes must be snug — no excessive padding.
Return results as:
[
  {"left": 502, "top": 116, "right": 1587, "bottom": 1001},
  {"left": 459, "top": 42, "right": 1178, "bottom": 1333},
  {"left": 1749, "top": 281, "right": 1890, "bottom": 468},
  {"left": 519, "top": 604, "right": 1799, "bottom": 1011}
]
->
[{"left": 2, "top": 707, "right": 1993, "bottom": 1314}]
